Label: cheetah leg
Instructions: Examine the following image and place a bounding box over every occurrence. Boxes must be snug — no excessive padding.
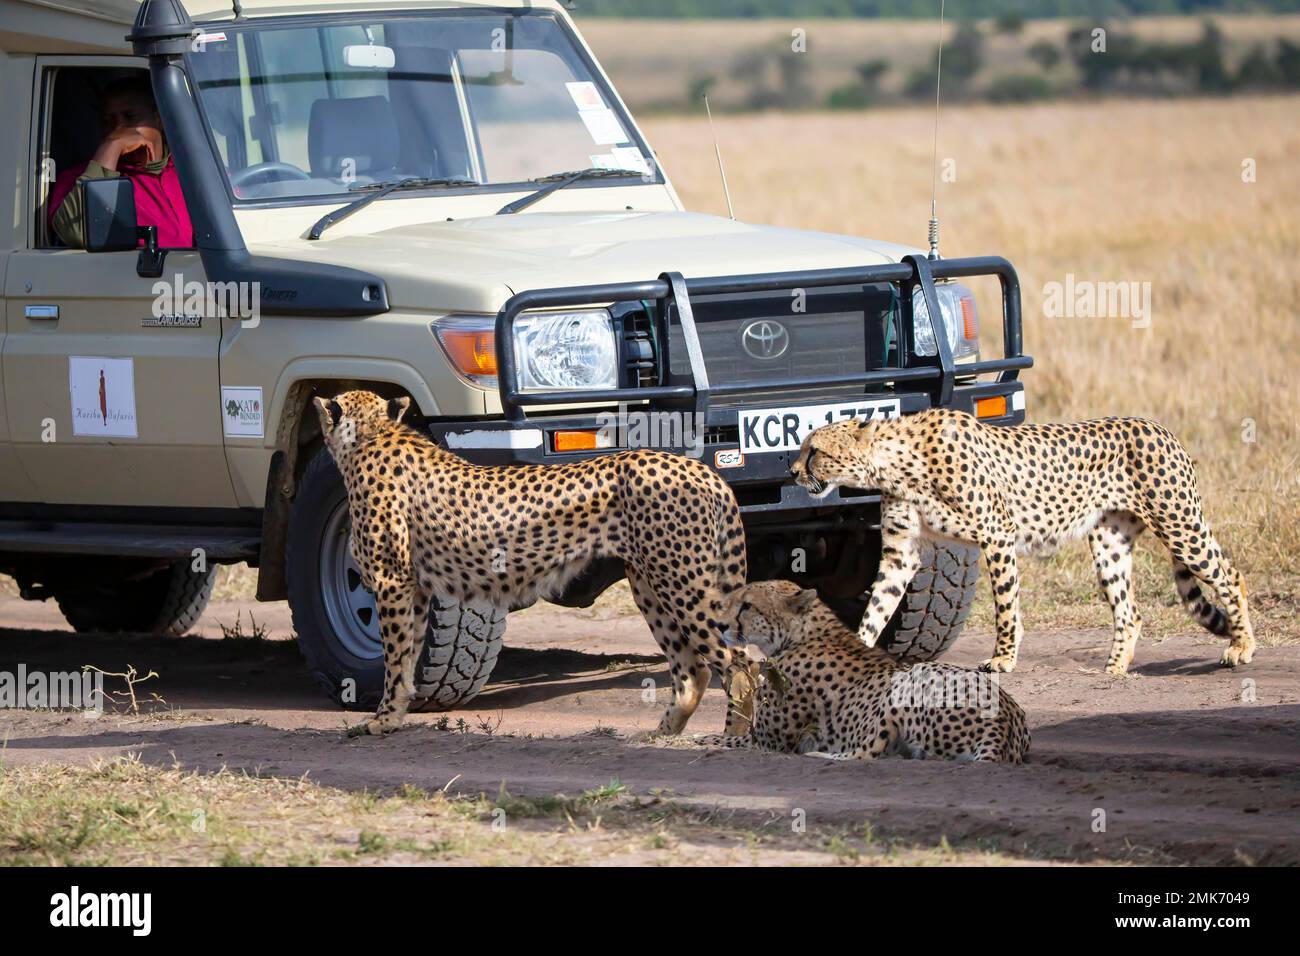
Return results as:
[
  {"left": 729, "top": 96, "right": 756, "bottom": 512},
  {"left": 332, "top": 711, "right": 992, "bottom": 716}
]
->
[
  {"left": 857, "top": 498, "right": 922, "bottom": 648},
  {"left": 978, "top": 534, "right": 1023, "bottom": 673},
  {"left": 625, "top": 567, "right": 715, "bottom": 736},
  {"left": 1171, "top": 553, "right": 1254, "bottom": 666},
  {"left": 1162, "top": 532, "right": 1255, "bottom": 668},
  {"left": 355, "top": 578, "right": 422, "bottom": 736},
  {"left": 1087, "top": 510, "right": 1145, "bottom": 675}
]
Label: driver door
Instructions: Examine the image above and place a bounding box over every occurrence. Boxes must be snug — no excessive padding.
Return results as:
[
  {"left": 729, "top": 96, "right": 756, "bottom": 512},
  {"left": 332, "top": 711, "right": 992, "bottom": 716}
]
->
[{"left": 0, "top": 56, "right": 236, "bottom": 509}]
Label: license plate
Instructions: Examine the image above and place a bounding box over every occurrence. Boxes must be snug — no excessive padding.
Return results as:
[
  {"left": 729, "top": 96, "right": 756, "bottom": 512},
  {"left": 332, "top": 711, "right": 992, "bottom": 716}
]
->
[{"left": 739, "top": 398, "right": 901, "bottom": 455}]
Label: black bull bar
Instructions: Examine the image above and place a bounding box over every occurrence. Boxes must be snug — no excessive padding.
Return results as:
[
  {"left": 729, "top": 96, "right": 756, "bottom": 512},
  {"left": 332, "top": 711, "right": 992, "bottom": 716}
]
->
[{"left": 494, "top": 254, "right": 1032, "bottom": 424}]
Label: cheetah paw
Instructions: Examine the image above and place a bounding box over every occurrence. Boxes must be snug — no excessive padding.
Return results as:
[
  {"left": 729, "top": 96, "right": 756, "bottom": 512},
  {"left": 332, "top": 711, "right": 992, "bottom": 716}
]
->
[
  {"left": 1103, "top": 662, "right": 1132, "bottom": 677},
  {"left": 979, "top": 656, "right": 1017, "bottom": 674},
  {"left": 1220, "top": 644, "right": 1255, "bottom": 668},
  {"left": 347, "top": 716, "right": 401, "bottom": 737}
]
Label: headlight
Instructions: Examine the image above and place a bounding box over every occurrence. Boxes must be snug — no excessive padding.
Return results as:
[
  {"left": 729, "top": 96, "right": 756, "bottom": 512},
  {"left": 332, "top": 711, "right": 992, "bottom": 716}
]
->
[
  {"left": 513, "top": 310, "right": 618, "bottom": 391},
  {"left": 912, "top": 283, "right": 979, "bottom": 361}
]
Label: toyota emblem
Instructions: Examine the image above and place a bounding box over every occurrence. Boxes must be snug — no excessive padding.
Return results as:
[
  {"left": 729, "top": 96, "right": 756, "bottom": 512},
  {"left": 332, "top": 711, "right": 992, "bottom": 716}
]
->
[{"left": 739, "top": 319, "right": 790, "bottom": 360}]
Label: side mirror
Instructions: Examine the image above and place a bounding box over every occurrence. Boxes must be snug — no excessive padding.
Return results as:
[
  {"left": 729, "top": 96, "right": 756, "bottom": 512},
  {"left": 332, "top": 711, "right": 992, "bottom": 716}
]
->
[{"left": 83, "top": 177, "right": 138, "bottom": 252}]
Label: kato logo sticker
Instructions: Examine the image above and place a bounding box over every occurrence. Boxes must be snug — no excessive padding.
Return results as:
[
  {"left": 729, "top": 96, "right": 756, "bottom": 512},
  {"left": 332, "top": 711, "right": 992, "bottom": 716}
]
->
[
  {"left": 222, "top": 386, "right": 264, "bottom": 438},
  {"left": 715, "top": 448, "right": 744, "bottom": 469},
  {"left": 69, "top": 356, "right": 137, "bottom": 438}
]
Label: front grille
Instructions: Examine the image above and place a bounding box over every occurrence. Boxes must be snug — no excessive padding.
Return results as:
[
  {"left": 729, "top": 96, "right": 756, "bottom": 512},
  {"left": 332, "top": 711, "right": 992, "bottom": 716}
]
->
[{"left": 665, "top": 283, "right": 898, "bottom": 391}]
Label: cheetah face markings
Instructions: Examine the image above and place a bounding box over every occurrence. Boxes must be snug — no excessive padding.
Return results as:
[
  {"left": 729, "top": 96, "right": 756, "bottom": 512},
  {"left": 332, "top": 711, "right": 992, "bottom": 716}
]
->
[
  {"left": 791, "top": 419, "right": 879, "bottom": 497},
  {"left": 703, "top": 581, "right": 1030, "bottom": 763},
  {"left": 723, "top": 580, "right": 818, "bottom": 658}
]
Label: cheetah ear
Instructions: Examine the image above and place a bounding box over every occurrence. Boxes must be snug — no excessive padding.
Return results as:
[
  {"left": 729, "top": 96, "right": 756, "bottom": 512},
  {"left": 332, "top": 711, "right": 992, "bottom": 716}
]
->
[
  {"left": 387, "top": 396, "right": 412, "bottom": 423},
  {"left": 788, "top": 588, "right": 820, "bottom": 614},
  {"left": 313, "top": 396, "right": 342, "bottom": 435},
  {"left": 855, "top": 418, "right": 880, "bottom": 445}
]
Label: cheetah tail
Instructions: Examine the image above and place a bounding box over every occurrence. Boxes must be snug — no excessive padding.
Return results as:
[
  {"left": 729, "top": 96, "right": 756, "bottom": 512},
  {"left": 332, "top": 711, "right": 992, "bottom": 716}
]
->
[{"left": 1173, "top": 560, "right": 1231, "bottom": 637}]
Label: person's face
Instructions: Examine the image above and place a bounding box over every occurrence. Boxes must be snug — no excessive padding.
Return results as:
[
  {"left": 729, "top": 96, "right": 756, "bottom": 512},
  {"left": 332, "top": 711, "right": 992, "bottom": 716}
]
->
[{"left": 101, "top": 92, "right": 161, "bottom": 135}]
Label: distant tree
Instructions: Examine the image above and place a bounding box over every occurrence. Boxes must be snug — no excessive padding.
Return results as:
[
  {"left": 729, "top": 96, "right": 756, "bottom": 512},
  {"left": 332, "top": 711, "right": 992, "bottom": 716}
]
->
[
  {"left": 1235, "top": 44, "right": 1281, "bottom": 89},
  {"left": 987, "top": 72, "right": 1053, "bottom": 102},
  {"left": 688, "top": 74, "right": 718, "bottom": 110},
  {"left": 825, "top": 58, "right": 889, "bottom": 110},
  {"left": 1188, "top": 19, "right": 1232, "bottom": 92},
  {"left": 1274, "top": 38, "right": 1300, "bottom": 87},
  {"left": 907, "top": 20, "right": 984, "bottom": 99},
  {"left": 995, "top": 12, "right": 1026, "bottom": 35},
  {"left": 1027, "top": 38, "right": 1062, "bottom": 71}
]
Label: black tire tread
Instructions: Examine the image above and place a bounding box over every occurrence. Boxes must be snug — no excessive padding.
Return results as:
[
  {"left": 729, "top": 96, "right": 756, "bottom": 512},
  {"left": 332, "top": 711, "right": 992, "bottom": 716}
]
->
[
  {"left": 56, "top": 561, "right": 216, "bottom": 636},
  {"left": 877, "top": 541, "right": 981, "bottom": 662}
]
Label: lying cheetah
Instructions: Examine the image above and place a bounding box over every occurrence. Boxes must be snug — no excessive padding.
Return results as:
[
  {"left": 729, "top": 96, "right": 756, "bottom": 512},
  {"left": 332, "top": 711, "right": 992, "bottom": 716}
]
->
[
  {"left": 791, "top": 408, "right": 1254, "bottom": 675},
  {"left": 701, "top": 581, "right": 1029, "bottom": 762},
  {"left": 314, "top": 390, "right": 749, "bottom": 736}
]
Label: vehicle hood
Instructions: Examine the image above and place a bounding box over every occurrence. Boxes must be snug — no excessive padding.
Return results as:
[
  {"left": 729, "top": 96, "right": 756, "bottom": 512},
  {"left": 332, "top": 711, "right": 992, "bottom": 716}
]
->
[{"left": 250, "top": 210, "right": 924, "bottom": 314}]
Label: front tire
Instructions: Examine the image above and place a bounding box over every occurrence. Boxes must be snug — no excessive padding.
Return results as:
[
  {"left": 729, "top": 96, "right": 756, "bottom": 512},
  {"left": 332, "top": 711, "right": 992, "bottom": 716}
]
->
[
  {"left": 286, "top": 448, "right": 506, "bottom": 712},
  {"left": 822, "top": 540, "right": 980, "bottom": 662}
]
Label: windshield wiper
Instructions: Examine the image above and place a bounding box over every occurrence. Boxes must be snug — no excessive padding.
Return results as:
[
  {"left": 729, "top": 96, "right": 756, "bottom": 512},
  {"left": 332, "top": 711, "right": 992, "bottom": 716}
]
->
[
  {"left": 496, "top": 167, "right": 641, "bottom": 216},
  {"left": 308, "top": 177, "right": 479, "bottom": 240}
]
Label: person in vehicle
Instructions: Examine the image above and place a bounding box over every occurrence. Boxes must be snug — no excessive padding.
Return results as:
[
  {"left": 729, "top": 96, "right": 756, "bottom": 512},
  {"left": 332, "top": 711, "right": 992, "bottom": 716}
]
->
[{"left": 48, "top": 75, "right": 192, "bottom": 249}]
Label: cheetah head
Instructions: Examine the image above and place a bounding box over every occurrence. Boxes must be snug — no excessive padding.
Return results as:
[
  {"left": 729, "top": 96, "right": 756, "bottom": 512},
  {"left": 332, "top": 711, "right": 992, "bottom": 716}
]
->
[
  {"left": 790, "top": 418, "right": 880, "bottom": 498},
  {"left": 723, "top": 580, "right": 822, "bottom": 659},
  {"left": 313, "top": 389, "right": 411, "bottom": 465}
]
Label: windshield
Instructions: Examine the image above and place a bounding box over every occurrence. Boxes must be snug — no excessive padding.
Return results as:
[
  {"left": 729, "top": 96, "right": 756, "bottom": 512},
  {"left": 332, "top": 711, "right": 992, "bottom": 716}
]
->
[{"left": 186, "top": 10, "right": 656, "bottom": 203}]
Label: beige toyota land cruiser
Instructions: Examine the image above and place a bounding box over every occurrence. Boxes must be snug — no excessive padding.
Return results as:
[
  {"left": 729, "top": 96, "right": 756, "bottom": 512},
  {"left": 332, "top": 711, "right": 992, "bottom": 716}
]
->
[{"left": 0, "top": 0, "right": 1032, "bottom": 712}]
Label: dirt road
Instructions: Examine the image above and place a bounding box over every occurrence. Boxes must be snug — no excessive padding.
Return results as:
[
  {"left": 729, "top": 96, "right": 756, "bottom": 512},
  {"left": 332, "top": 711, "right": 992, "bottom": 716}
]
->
[{"left": 1, "top": 595, "right": 1296, "bottom": 865}]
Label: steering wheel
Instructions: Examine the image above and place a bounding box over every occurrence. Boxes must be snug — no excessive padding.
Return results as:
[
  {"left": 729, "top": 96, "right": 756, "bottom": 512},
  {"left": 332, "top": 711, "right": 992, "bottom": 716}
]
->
[{"left": 230, "top": 161, "right": 312, "bottom": 189}]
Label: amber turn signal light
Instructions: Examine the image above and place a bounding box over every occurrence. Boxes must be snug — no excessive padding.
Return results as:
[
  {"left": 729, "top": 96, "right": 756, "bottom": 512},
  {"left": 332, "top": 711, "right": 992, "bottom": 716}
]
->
[
  {"left": 438, "top": 329, "right": 497, "bottom": 378},
  {"left": 975, "top": 396, "right": 1007, "bottom": 419}
]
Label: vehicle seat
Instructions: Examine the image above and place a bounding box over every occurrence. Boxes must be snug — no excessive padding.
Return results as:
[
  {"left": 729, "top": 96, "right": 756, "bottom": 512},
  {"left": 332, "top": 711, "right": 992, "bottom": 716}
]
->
[{"left": 308, "top": 95, "right": 402, "bottom": 184}]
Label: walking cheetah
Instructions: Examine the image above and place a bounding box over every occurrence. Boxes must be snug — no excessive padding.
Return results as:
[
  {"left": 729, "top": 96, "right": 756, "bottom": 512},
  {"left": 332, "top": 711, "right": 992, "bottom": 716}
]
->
[
  {"left": 791, "top": 408, "right": 1254, "bottom": 675},
  {"left": 314, "top": 390, "right": 750, "bottom": 736},
  {"left": 701, "top": 581, "right": 1029, "bottom": 762}
]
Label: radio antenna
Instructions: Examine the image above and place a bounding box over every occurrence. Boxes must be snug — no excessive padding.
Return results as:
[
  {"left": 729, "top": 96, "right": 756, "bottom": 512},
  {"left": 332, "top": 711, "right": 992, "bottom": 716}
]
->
[
  {"left": 927, "top": 0, "right": 947, "bottom": 260},
  {"left": 703, "top": 94, "right": 736, "bottom": 221}
]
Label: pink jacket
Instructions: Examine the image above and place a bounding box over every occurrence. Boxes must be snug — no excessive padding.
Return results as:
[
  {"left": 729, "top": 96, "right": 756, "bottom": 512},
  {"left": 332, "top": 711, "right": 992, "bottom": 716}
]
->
[{"left": 49, "top": 153, "right": 193, "bottom": 249}]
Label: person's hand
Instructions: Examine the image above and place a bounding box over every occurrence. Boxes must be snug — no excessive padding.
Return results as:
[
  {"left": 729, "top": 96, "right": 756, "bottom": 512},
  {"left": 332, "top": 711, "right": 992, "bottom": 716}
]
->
[{"left": 92, "top": 125, "right": 163, "bottom": 171}]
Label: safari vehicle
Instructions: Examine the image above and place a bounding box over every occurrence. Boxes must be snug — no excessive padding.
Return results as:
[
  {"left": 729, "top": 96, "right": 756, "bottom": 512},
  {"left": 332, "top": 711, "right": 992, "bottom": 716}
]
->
[{"left": 0, "top": 0, "right": 1032, "bottom": 711}]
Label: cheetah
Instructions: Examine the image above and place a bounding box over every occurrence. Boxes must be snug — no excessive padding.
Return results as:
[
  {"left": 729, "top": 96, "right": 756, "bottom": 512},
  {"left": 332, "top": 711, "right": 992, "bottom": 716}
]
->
[
  {"left": 791, "top": 408, "right": 1254, "bottom": 676},
  {"left": 700, "top": 581, "right": 1029, "bottom": 762},
  {"left": 313, "top": 390, "right": 750, "bottom": 737}
]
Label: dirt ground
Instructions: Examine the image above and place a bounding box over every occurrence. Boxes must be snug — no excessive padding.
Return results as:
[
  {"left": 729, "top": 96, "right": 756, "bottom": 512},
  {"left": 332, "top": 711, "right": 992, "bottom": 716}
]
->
[{"left": 1, "top": 593, "right": 1296, "bottom": 866}]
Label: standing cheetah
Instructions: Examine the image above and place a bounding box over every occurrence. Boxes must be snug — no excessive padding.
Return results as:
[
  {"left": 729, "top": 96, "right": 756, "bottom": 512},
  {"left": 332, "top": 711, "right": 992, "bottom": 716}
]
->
[
  {"left": 701, "top": 581, "right": 1029, "bottom": 762},
  {"left": 791, "top": 409, "right": 1254, "bottom": 675},
  {"left": 314, "top": 390, "right": 749, "bottom": 736}
]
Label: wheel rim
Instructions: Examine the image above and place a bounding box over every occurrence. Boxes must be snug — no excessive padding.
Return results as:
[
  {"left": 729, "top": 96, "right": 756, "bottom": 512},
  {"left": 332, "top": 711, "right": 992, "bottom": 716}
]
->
[{"left": 319, "top": 500, "right": 383, "bottom": 660}]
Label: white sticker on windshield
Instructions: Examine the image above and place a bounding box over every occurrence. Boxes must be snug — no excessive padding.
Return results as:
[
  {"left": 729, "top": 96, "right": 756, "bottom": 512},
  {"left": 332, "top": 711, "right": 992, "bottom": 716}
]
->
[
  {"left": 610, "top": 146, "right": 650, "bottom": 175},
  {"left": 566, "top": 81, "right": 605, "bottom": 112},
  {"left": 580, "top": 107, "right": 628, "bottom": 146},
  {"left": 590, "top": 154, "right": 618, "bottom": 170}
]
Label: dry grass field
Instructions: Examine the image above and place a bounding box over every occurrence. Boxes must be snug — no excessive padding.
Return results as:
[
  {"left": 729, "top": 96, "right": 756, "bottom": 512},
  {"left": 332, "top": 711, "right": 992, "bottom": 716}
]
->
[{"left": 643, "top": 93, "right": 1300, "bottom": 640}]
